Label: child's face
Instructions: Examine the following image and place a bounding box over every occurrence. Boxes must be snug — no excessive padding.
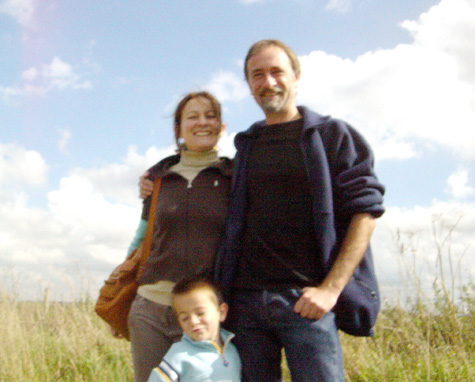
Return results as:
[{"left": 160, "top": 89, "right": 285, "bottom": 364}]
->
[{"left": 173, "top": 287, "right": 228, "bottom": 344}]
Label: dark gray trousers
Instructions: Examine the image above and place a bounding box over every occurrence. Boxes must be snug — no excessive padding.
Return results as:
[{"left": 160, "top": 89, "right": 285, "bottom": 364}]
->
[{"left": 128, "top": 295, "right": 182, "bottom": 382}]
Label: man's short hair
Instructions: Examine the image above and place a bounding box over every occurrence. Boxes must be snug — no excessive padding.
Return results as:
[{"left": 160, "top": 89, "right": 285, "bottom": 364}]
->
[{"left": 244, "top": 39, "right": 301, "bottom": 81}]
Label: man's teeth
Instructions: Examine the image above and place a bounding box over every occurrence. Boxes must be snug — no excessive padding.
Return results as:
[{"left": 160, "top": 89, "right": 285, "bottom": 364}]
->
[{"left": 195, "top": 132, "right": 211, "bottom": 136}]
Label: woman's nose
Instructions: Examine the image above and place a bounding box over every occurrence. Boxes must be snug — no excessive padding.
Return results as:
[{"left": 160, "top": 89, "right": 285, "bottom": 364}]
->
[{"left": 197, "top": 115, "right": 208, "bottom": 125}]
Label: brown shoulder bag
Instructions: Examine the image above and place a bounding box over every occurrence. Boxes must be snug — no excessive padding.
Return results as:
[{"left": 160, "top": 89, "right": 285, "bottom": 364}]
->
[{"left": 94, "top": 178, "right": 161, "bottom": 340}]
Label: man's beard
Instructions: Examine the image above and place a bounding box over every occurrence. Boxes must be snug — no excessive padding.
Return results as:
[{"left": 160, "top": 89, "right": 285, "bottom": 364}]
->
[{"left": 259, "top": 87, "right": 286, "bottom": 113}]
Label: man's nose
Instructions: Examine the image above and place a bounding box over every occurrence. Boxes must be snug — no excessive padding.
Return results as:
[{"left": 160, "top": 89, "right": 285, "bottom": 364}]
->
[{"left": 263, "top": 73, "right": 277, "bottom": 87}]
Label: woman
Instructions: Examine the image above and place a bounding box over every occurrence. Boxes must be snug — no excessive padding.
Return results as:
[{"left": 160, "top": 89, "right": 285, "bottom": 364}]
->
[{"left": 127, "top": 91, "right": 232, "bottom": 382}]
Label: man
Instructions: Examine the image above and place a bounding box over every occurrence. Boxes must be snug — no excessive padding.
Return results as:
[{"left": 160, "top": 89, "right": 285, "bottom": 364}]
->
[
  {"left": 214, "top": 40, "right": 385, "bottom": 381},
  {"left": 139, "top": 39, "right": 384, "bottom": 381}
]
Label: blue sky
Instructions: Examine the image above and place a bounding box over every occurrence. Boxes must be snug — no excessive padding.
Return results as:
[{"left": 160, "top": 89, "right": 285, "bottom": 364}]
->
[{"left": 1, "top": 0, "right": 474, "bottom": 300}]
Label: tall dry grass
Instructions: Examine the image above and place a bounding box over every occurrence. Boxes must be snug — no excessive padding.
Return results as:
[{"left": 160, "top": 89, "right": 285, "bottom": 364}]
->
[
  {"left": 2, "top": 281, "right": 473, "bottom": 381},
  {"left": 1, "top": 219, "right": 473, "bottom": 381},
  {"left": 0, "top": 293, "right": 133, "bottom": 381},
  {"left": 0, "top": 285, "right": 475, "bottom": 382},
  {"left": 341, "top": 282, "right": 475, "bottom": 381}
]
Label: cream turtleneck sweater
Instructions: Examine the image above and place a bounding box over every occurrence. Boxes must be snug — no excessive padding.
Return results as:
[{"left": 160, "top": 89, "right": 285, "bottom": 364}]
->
[{"left": 169, "top": 148, "right": 220, "bottom": 185}]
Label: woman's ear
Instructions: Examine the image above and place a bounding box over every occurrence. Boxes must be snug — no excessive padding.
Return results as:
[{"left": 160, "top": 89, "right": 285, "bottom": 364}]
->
[{"left": 218, "top": 123, "right": 226, "bottom": 137}]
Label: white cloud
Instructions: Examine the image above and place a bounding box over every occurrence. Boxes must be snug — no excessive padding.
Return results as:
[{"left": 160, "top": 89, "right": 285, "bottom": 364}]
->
[
  {"left": 27, "top": 56, "right": 93, "bottom": 93},
  {"left": 401, "top": 0, "right": 475, "bottom": 86},
  {"left": 3, "top": 0, "right": 475, "bottom": 302},
  {"left": 0, "top": 85, "right": 23, "bottom": 104},
  {"left": 0, "top": 181, "right": 139, "bottom": 299},
  {"left": 72, "top": 132, "right": 237, "bottom": 207},
  {"left": 205, "top": 70, "right": 249, "bottom": 103},
  {"left": 1, "top": 57, "right": 92, "bottom": 102},
  {"left": 1, "top": 137, "right": 473, "bottom": 302},
  {"left": 0, "top": 0, "right": 37, "bottom": 27},
  {"left": 325, "top": 0, "right": 351, "bottom": 13},
  {"left": 0, "top": 134, "right": 238, "bottom": 300},
  {"left": 373, "top": 201, "right": 475, "bottom": 302},
  {"left": 217, "top": 132, "right": 237, "bottom": 159},
  {"left": 445, "top": 169, "right": 475, "bottom": 199},
  {"left": 21, "top": 66, "right": 38, "bottom": 81},
  {"left": 0, "top": 142, "right": 47, "bottom": 187},
  {"left": 73, "top": 145, "right": 175, "bottom": 206},
  {"left": 297, "top": 0, "right": 475, "bottom": 160},
  {"left": 0, "top": 144, "right": 153, "bottom": 299},
  {"left": 239, "top": 0, "right": 266, "bottom": 4},
  {"left": 57, "top": 128, "right": 71, "bottom": 153}
]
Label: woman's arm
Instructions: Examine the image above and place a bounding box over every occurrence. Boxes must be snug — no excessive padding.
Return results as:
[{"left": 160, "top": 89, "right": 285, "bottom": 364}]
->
[{"left": 127, "top": 218, "right": 147, "bottom": 256}]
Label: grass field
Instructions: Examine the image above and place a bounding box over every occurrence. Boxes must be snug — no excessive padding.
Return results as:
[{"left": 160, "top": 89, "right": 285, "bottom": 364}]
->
[{"left": 1, "top": 280, "right": 474, "bottom": 382}]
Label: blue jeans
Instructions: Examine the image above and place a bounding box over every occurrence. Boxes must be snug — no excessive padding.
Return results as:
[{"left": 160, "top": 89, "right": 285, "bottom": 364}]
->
[{"left": 227, "top": 289, "right": 345, "bottom": 382}]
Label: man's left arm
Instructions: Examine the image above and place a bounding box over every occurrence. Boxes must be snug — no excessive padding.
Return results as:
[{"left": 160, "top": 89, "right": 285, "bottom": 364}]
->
[{"left": 294, "top": 212, "right": 375, "bottom": 320}]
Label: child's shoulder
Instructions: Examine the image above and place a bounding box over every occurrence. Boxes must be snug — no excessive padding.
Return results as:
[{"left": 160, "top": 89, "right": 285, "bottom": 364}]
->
[{"left": 147, "top": 358, "right": 180, "bottom": 382}]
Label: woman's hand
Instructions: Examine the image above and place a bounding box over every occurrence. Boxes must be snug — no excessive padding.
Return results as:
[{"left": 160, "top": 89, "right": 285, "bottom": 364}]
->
[
  {"left": 111, "top": 328, "right": 125, "bottom": 339},
  {"left": 139, "top": 171, "right": 154, "bottom": 199}
]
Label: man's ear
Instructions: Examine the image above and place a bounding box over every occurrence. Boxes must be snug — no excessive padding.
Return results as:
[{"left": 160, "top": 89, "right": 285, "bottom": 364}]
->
[
  {"left": 218, "top": 302, "right": 229, "bottom": 323},
  {"left": 294, "top": 72, "right": 301, "bottom": 91}
]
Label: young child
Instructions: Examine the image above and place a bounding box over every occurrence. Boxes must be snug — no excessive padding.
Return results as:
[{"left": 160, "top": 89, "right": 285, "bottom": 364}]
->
[{"left": 147, "top": 277, "right": 241, "bottom": 382}]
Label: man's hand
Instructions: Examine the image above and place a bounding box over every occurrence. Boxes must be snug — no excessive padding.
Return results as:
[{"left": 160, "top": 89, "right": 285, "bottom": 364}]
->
[
  {"left": 139, "top": 171, "right": 154, "bottom": 199},
  {"left": 293, "top": 285, "right": 340, "bottom": 320},
  {"left": 294, "top": 213, "right": 376, "bottom": 321}
]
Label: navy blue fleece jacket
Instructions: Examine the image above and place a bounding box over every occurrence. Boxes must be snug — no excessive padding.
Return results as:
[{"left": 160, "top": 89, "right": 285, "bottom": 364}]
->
[{"left": 215, "top": 106, "right": 385, "bottom": 336}]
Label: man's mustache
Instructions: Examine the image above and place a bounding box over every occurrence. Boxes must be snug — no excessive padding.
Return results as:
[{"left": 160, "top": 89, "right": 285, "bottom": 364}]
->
[{"left": 259, "top": 87, "right": 283, "bottom": 97}]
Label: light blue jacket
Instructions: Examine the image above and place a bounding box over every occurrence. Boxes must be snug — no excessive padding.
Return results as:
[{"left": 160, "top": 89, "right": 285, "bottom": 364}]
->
[{"left": 148, "top": 329, "right": 241, "bottom": 382}]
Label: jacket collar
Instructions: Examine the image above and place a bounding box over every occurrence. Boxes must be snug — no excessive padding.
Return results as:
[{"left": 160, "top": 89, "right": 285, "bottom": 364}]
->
[
  {"left": 236, "top": 106, "right": 330, "bottom": 142},
  {"left": 181, "top": 328, "right": 235, "bottom": 350},
  {"left": 153, "top": 154, "right": 233, "bottom": 178}
]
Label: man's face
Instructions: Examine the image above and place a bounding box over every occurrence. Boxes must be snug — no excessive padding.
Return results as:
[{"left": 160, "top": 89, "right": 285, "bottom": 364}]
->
[{"left": 246, "top": 45, "right": 300, "bottom": 117}]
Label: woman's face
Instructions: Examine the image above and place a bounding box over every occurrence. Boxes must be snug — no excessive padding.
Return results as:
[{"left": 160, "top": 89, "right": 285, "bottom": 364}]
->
[{"left": 179, "top": 97, "right": 224, "bottom": 152}]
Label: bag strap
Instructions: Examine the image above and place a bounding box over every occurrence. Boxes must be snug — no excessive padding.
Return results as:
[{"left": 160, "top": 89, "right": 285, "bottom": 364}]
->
[{"left": 139, "top": 177, "right": 161, "bottom": 269}]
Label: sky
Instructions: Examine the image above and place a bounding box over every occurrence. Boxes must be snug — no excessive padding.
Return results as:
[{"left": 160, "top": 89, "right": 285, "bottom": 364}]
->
[{"left": 1, "top": 0, "right": 474, "bottom": 302}]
